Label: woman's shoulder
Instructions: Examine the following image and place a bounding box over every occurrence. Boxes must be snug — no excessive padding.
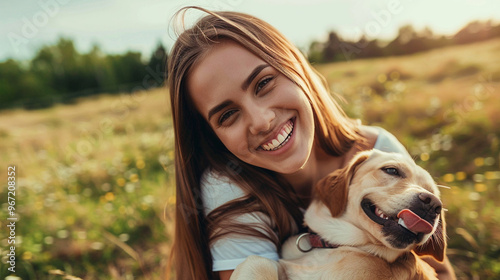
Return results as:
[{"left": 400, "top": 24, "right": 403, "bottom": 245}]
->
[
  {"left": 373, "top": 126, "right": 411, "bottom": 156},
  {"left": 361, "top": 125, "right": 410, "bottom": 156},
  {"left": 200, "top": 169, "right": 246, "bottom": 215}
]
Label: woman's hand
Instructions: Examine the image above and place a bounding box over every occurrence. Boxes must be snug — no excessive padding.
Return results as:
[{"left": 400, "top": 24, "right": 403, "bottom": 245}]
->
[{"left": 421, "top": 255, "right": 456, "bottom": 280}]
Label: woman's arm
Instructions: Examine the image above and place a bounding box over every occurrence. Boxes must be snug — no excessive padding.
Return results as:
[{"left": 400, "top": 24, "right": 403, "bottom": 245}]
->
[
  {"left": 219, "top": 270, "right": 233, "bottom": 280},
  {"left": 421, "top": 255, "right": 456, "bottom": 280}
]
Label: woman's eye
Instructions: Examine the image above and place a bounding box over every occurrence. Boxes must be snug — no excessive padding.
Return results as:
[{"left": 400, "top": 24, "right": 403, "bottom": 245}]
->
[
  {"left": 256, "top": 77, "right": 273, "bottom": 93},
  {"left": 382, "top": 167, "right": 400, "bottom": 176},
  {"left": 218, "top": 110, "right": 237, "bottom": 125}
]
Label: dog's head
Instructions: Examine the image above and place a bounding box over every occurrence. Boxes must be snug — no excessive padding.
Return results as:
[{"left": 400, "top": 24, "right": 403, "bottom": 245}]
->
[{"left": 314, "top": 149, "right": 446, "bottom": 262}]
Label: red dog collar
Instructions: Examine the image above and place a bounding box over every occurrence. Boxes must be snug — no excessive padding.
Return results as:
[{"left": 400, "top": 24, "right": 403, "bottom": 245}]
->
[{"left": 296, "top": 232, "right": 339, "bottom": 253}]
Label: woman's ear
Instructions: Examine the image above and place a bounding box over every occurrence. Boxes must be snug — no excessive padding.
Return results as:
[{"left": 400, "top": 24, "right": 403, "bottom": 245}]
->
[
  {"left": 414, "top": 211, "right": 447, "bottom": 262},
  {"left": 315, "top": 151, "right": 370, "bottom": 217}
]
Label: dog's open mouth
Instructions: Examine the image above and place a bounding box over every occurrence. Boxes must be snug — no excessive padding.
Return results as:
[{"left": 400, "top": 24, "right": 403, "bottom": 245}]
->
[
  {"left": 361, "top": 199, "right": 433, "bottom": 236},
  {"left": 361, "top": 199, "right": 400, "bottom": 226}
]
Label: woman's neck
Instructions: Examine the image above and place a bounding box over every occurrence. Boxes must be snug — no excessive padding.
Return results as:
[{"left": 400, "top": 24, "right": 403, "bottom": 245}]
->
[
  {"left": 281, "top": 125, "right": 378, "bottom": 204},
  {"left": 282, "top": 142, "right": 347, "bottom": 202}
]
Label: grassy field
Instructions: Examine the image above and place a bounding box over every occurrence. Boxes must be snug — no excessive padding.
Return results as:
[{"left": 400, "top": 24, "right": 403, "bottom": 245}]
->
[{"left": 1, "top": 38, "right": 499, "bottom": 279}]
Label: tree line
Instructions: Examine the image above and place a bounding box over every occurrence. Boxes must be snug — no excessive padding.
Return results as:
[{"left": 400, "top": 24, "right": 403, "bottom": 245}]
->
[
  {"left": 0, "top": 20, "right": 499, "bottom": 110},
  {"left": 0, "top": 38, "right": 167, "bottom": 110},
  {"left": 308, "top": 20, "right": 500, "bottom": 63}
]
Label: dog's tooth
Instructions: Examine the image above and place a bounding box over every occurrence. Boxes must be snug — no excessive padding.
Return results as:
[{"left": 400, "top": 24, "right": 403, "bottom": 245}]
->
[
  {"left": 398, "top": 218, "right": 407, "bottom": 228},
  {"left": 376, "top": 207, "right": 389, "bottom": 219},
  {"left": 398, "top": 218, "right": 418, "bottom": 234}
]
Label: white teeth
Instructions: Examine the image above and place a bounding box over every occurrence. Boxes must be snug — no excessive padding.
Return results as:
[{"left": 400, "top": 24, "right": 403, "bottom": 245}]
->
[
  {"left": 277, "top": 133, "right": 285, "bottom": 143},
  {"left": 267, "top": 141, "right": 277, "bottom": 150},
  {"left": 375, "top": 207, "right": 389, "bottom": 220},
  {"left": 398, "top": 218, "right": 407, "bottom": 229},
  {"left": 260, "top": 120, "right": 294, "bottom": 151}
]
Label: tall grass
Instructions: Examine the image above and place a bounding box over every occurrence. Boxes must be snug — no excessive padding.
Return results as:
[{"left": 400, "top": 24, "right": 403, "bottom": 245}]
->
[
  {"left": 1, "top": 39, "right": 499, "bottom": 279},
  {"left": 1, "top": 89, "right": 176, "bottom": 279}
]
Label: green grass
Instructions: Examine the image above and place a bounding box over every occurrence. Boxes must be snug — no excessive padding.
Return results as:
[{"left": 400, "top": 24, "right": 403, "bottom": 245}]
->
[
  {"left": 0, "top": 90, "right": 176, "bottom": 279},
  {"left": 1, "top": 39, "right": 500, "bottom": 279}
]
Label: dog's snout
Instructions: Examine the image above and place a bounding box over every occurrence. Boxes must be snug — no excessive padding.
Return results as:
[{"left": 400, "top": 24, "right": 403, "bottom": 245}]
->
[{"left": 418, "top": 193, "right": 442, "bottom": 213}]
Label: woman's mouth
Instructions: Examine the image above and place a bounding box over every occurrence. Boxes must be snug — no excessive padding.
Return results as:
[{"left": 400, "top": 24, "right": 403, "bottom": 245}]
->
[{"left": 260, "top": 118, "right": 294, "bottom": 151}]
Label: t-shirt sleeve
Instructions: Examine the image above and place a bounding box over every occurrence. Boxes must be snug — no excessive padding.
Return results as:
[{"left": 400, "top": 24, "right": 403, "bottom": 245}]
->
[
  {"left": 200, "top": 170, "right": 279, "bottom": 271},
  {"left": 373, "top": 126, "right": 411, "bottom": 157}
]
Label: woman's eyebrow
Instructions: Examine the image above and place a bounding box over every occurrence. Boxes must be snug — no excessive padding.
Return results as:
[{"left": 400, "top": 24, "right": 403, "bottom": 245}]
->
[
  {"left": 208, "top": 100, "right": 233, "bottom": 121},
  {"left": 207, "top": 64, "right": 269, "bottom": 122},
  {"left": 241, "top": 64, "right": 269, "bottom": 91}
]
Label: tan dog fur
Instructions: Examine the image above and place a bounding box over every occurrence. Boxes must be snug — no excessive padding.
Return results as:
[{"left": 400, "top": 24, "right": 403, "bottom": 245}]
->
[{"left": 231, "top": 150, "right": 447, "bottom": 280}]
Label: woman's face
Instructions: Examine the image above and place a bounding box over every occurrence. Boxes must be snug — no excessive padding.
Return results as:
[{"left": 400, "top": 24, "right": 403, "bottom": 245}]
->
[{"left": 187, "top": 41, "right": 315, "bottom": 174}]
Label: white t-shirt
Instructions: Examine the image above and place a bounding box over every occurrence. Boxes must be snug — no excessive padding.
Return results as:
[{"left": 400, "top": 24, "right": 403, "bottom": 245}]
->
[{"left": 200, "top": 127, "right": 409, "bottom": 271}]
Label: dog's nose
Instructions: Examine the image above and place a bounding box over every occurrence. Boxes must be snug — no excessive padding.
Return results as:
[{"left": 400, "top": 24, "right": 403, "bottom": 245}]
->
[{"left": 418, "top": 193, "right": 442, "bottom": 214}]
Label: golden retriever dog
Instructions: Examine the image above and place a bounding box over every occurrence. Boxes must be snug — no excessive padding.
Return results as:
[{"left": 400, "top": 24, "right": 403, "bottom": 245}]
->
[{"left": 231, "top": 150, "right": 446, "bottom": 280}]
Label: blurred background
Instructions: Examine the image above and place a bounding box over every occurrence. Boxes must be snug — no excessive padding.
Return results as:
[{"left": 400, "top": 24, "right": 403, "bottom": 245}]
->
[{"left": 0, "top": 0, "right": 499, "bottom": 279}]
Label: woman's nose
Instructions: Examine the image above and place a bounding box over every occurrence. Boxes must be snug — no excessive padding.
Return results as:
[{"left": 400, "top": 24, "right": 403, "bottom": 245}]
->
[{"left": 248, "top": 106, "right": 275, "bottom": 135}]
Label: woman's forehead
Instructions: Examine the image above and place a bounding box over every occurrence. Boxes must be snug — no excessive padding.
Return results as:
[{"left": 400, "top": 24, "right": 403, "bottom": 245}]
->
[{"left": 187, "top": 41, "right": 267, "bottom": 116}]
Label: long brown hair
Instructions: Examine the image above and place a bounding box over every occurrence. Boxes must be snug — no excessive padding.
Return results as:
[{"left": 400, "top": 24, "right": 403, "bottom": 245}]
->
[{"left": 167, "top": 6, "right": 361, "bottom": 280}]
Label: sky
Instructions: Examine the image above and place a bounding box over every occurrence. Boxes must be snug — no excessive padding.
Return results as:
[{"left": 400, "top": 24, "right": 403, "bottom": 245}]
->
[{"left": 1, "top": 0, "right": 499, "bottom": 62}]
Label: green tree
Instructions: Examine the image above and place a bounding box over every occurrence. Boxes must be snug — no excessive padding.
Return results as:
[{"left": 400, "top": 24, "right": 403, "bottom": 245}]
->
[
  {"left": 107, "top": 51, "right": 145, "bottom": 87},
  {"left": 307, "top": 40, "right": 324, "bottom": 64},
  {"left": 146, "top": 42, "right": 168, "bottom": 88},
  {"left": 0, "top": 58, "right": 55, "bottom": 109}
]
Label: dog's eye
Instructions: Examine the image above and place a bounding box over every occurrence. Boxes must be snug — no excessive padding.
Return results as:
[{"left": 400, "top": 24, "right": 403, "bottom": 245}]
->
[{"left": 382, "top": 167, "right": 400, "bottom": 176}]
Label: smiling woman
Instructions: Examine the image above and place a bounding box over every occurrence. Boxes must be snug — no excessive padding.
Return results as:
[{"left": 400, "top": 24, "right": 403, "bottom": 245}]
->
[
  {"left": 187, "top": 40, "right": 315, "bottom": 174},
  {"left": 166, "top": 6, "right": 455, "bottom": 280}
]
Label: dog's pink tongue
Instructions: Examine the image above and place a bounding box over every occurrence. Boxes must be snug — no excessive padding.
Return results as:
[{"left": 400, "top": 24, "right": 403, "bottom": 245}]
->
[{"left": 397, "top": 209, "right": 433, "bottom": 234}]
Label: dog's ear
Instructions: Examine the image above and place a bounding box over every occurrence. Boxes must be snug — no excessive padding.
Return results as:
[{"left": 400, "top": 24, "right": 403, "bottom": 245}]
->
[
  {"left": 414, "top": 211, "right": 447, "bottom": 262},
  {"left": 315, "top": 151, "right": 370, "bottom": 217}
]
